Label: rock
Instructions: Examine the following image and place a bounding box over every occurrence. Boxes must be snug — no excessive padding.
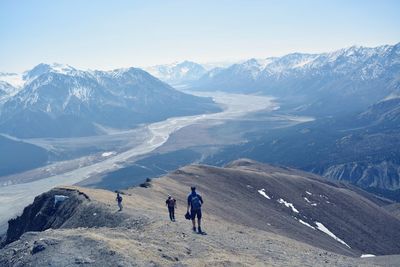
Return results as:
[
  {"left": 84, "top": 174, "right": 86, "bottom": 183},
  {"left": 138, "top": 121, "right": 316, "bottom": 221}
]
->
[
  {"left": 31, "top": 241, "right": 46, "bottom": 254},
  {"left": 74, "top": 257, "right": 95, "bottom": 264},
  {"left": 161, "top": 254, "right": 179, "bottom": 262}
]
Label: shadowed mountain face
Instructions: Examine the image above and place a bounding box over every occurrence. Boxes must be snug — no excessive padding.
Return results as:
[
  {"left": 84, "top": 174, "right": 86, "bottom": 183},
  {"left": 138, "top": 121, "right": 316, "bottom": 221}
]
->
[
  {"left": 204, "top": 96, "right": 400, "bottom": 197},
  {"left": 0, "top": 135, "right": 49, "bottom": 177},
  {"left": 0, "top": 64, "right": 220, "bottom": 138},
  {"left": 1, "top": 160, "right": 400, "bottom": 266}
]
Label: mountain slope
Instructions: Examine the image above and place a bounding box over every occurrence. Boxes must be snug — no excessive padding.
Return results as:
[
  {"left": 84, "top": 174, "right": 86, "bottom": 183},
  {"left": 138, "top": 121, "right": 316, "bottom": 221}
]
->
[
  {"left": 164, "top": 159, "right": 400, "bottom": 256},
  {"left": 0, "top": 64, "right": 220, "bottom": 138},
  {"left": 1, "top": 160, "right": 400, "bottom": 266},
  {"left": 0, "top": 135, "right": 49, "bottom": 178}
]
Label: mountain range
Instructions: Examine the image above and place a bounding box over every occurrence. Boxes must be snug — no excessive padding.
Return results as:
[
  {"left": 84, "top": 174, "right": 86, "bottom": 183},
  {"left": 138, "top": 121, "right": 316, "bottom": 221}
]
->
[
  {"left": 0, "top": 63, "right": 220, "bottom": 138},
  {"left": 193, "top": 43, "right": 400, "bottom": 116},
  {"left": 146, "top": 44, "right": 400, "bottom": 117}
]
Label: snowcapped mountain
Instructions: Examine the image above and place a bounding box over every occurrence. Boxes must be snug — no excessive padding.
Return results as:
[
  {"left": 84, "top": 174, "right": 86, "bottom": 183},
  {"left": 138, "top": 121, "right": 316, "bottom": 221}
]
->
[
  {"left": 194, "top": 43, "right": 400, "bottom": 115},
  {"left": 0, "top": 72, "right": 24, "bottom": 89},
  {"left": 0, "top": 63, "right": 220, "bottom": 138},
  {"left": 145, "top": 60, "right": 207, "bottom": 85}
]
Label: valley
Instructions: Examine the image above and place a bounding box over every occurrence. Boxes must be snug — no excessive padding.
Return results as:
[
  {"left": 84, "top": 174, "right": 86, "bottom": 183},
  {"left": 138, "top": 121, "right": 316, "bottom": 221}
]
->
[{"left": 0, "top": 91, "right": 312, "bottom": 233}]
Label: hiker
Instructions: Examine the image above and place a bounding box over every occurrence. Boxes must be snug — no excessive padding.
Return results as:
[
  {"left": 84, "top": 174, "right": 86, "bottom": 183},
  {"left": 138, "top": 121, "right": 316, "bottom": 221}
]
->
[
  {"left": 165, "top": 195, "right": 177, "bottom": 222},
  {"left": 186, "top": 186, "right": 204, "bottom": 234},
  {"left": 116, "top": 192, "right": 123, "bottom": 211}
]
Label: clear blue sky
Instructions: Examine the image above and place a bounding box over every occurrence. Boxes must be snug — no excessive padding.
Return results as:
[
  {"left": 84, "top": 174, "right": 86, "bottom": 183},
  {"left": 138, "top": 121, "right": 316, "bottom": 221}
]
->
[{"left": 1, "top": 0, "right": 399, "bottom": 72}]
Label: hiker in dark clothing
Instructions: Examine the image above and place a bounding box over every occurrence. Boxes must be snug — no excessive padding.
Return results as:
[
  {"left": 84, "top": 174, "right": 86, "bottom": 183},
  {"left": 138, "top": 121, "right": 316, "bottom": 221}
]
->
[
  {"left": 187, "top": 186, "right": 204, "bottom": 234},
  {"left": 165, "top": 195, "right": 177, "bottom": 222},
  {"left": 116, "top": 192, "right": 123, "bottom": 211}
]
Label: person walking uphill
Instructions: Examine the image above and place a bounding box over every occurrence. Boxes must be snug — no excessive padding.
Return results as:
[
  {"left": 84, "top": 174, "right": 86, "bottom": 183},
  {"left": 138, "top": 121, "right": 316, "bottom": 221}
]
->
[
  {"left": 166, "top": 195, "right": 177, "bottom": 222},
  {"left": 187, "top": 186, "right": 205, "bottom": 234},
  {"left": 116, "top": 192, "right": 123, "bottom": 211}
]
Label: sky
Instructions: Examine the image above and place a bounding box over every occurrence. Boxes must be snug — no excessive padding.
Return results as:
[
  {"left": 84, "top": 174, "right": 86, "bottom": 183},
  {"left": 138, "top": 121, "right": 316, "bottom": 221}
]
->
[{"left": 1, "top": 0, "right": 399, "bottom": 72}]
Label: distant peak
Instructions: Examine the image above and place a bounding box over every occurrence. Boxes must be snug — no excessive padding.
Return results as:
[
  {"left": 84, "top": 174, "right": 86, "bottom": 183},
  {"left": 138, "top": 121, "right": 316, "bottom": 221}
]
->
[{"left": 24, "top": 63, "right": 77, "bottom": 80}]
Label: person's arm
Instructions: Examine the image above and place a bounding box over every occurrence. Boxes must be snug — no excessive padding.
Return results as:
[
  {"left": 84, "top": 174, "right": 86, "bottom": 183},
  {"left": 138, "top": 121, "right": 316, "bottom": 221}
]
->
[
  {"left": 166, "top": 200, "right": 168, "bottom": 206},
  {"left": 199, "top": 194, "right": 204, "bottom": 204},
  {"left": 187, "top": 196, "right": 191, "bottom": 212},
  {"left": 174, "top": 199, "right": 177, "bottom": 209}
]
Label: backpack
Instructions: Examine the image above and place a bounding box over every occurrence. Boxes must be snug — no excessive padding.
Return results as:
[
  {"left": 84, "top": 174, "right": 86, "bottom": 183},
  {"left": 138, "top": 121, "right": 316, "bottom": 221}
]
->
[
  {"left": 190, "top": 194, "right": 202, "bottom": 210},
  {"left": 117, "top": 195, "right": 122, "bottom": 202}
]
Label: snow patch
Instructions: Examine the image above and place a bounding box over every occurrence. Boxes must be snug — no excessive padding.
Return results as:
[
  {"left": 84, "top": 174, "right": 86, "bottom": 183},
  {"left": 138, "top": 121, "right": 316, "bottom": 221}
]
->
[
  {"left": 102, "top": 151, "right": 115, "bottom": 157},
  {"left": 277, "top": 198, "right": 299, "bottom": 213},
  {"left": 71, "top": 86, "right": 92, "bottom": 101},
  {"left": 306, "top": 191, "right": 312, "bottom": 195},
  {"left": 304, "top": 197, "right": 311, "bottom": 203},
  {"left": 315, "top": 222, "right": 350, "bottom": 248},
  {"left": 360, "top": 254, "right": 376, "bottom": 258},
  {"left": 296, "top": 218, "right": 315, "bottom": 230},
  {"left": 258, "top": 189, "right": 271, "bottom": 199}
]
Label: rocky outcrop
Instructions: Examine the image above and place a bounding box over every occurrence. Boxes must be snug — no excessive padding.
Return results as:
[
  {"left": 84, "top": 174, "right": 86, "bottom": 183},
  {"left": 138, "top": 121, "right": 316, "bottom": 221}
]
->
[
  {"left": 321, "top": 161, "right": 400, "bottom": 190},
  {"left": 0, "top": 187, "right": 146, "bottom": 248},
  {"left": 1, "top": 188, "right": 87, "bottom": 247}
]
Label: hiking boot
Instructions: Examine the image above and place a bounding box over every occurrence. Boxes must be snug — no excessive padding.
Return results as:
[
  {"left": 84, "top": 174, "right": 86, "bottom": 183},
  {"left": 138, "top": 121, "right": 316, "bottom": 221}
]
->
[
  {"left": 197, "top": 227, "right": 202, "bottom": 234},
  {"left": 192, "top": 227, "right": 196, "bottom": 232}
]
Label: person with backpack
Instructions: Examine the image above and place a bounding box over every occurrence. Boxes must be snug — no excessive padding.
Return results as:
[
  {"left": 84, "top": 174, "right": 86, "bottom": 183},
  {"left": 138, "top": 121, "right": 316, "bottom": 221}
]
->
[
  {"left": 186, "top": 186, "right": 204, "bottom": 234},
  {"left": 165, "top": 195, "right": 177, "bottom": 222},
  {"left": 116, "top": 192, "right": 123, "bottom": 211}
]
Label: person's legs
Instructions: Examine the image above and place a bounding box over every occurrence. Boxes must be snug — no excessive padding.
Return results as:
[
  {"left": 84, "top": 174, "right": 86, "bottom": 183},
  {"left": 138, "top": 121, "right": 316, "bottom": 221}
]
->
[
  {"left": 191, "top": 209, "right": 197, "bottom": 231},
  {"left": 197, "top": 209, "right": 202, "bottom": 233},
  {"left": 172, "top": 208, "right": 175, "bottom": 221},
  {"left": 168, "top": 207, "right": 174, "bottom": 221},
  {"left": 118, "top": 202, "right": 122, "bottom": 211}
]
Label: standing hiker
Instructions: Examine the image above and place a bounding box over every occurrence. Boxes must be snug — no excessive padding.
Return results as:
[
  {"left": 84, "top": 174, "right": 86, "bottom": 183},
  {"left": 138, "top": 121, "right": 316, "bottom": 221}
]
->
[
  {"left": 165, "top": 195, "right": 177, "bottom": 222},
  {"left": 116, "top": 192, "right": 123, "bottom": 211},
  {"left": 186, "top": 186, "right": 205, "bottom": 234}
]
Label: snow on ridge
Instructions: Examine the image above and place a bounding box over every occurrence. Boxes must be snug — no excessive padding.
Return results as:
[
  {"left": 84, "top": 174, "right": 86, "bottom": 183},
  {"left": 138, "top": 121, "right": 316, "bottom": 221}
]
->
[
  {"left": 49, "top": 63, "right": 76, "bottom": 75},
  {"left": 0, "top": 73, "right": 24, "bottom": 88},
  {"left": 258, "top": 189, "right": 271, "bottom": 199},
  {"left": 277, "top": 198, "right": 299, "bottom": 213},
  {"left": 315, "top": 222, "right": 351, "bottom": 248}
]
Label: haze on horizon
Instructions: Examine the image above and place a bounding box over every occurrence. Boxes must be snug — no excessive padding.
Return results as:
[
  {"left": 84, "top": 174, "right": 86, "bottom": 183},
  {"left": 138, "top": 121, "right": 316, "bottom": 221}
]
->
[{"left": 1, "top": 0, "right": 399, "bottom": 72}]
